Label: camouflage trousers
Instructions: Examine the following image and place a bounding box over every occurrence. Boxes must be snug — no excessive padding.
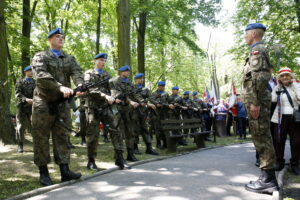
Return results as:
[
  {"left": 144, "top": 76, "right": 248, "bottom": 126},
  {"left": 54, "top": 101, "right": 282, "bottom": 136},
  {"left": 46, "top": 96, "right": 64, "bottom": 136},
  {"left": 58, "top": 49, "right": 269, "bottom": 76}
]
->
[
  {"left": 245, "top": 102, "right": 276, "bottom": 169},
  {"left": 132, "top": 108, "right": 152, "bottom": 145},
  {"left": 16, "top": 107, "right": 32, "bottom": 144},
  {"left": 31, "top": 98, "right": 70, "bottom": 167},
  {"left": 117, "top": 105, "right": 135, "bottom": 149},
  {"left": 85, "top": 106, "right": 123, "bottom": 159}
]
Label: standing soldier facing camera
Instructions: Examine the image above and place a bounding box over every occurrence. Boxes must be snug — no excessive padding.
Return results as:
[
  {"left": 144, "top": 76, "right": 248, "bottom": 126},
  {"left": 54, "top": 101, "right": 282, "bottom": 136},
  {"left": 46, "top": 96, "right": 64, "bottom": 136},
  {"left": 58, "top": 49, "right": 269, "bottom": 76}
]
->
[
  {"left": 15, "top": 66, "right": 35, "bottom": 153},
  {"left": 243, "top": 23, "right": 279, "bottom": 194},
  {"left": 31, "top": 28, "right": 84, "bottom": 186},
  {"left": 84, "top": 53, "right": 130, "bottom": 170}
]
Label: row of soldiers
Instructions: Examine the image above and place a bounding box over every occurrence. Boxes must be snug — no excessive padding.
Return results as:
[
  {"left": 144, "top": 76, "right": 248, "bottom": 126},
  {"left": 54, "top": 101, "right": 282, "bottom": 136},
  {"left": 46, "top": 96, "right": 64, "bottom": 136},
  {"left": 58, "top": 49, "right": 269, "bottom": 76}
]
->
[{"left": 15, "top": 28, "right": 213, "bottom": 187}]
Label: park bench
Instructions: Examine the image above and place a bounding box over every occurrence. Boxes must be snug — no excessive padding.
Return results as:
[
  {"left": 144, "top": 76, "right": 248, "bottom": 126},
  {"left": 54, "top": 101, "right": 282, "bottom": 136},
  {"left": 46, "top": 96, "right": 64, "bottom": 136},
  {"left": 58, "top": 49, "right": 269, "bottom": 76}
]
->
[{"left": 160, "top": 118, "right": 214, "bottom": 152}]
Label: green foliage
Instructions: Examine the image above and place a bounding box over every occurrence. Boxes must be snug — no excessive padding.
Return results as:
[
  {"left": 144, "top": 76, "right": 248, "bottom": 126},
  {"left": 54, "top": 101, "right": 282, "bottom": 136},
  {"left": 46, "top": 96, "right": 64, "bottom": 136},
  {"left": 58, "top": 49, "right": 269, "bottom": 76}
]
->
[
  {"left": 4, "top": 0, "right": 221, "bottom": 111},
  {"left": 231, "top": 0, "right": 300, "bottom": 76}
]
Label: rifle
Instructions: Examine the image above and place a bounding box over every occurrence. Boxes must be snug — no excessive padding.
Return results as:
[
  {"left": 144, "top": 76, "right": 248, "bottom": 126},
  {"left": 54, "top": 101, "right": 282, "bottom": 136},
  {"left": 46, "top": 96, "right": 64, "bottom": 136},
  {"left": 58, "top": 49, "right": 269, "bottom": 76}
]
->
[{"left": 57, "top": 78, "right": 110, "bottom": 103}]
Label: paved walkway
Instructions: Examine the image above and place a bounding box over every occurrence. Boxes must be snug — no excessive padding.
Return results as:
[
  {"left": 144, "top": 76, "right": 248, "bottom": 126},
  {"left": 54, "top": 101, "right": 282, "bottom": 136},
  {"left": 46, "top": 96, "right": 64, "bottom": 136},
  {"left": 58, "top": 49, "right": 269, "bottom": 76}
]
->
[{"left": 28, "top": 143, "right": 290, "bottom": 200}]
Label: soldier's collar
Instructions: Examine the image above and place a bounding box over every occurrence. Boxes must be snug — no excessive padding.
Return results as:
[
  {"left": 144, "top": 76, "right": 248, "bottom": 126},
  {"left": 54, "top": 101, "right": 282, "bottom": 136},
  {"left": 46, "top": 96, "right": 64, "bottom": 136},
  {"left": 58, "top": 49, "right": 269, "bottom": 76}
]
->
[
  {"left": 251, "top": 41, "right": 263, "bottom": 49},
  {"left": 136, "top": 84, "right": 143, "bottom": 89}
]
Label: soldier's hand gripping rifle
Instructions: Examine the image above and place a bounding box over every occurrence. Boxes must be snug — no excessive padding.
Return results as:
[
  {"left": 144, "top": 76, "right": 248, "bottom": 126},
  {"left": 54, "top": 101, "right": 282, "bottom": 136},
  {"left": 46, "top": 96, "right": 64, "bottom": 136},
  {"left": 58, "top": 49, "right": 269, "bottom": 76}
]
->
[{"left": 59, "top": 78, "right": 110, "bottom": 103}]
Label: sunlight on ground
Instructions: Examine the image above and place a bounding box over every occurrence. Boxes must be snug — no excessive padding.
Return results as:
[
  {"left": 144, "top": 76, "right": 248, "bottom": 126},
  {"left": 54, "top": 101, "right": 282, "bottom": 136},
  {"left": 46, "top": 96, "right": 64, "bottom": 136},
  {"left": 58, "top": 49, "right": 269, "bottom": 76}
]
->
[
  {"left": 150, "top": 196, "right": 189, "bottom": 200},
  {"left": 207, "top": 170, "right": 224, "bottom": 176},
  {"left": 207, "top": 186, "right": 226, "bottom": 193},
  {"left": 0, "top": 145, "right": 13, "bottom": 153}
]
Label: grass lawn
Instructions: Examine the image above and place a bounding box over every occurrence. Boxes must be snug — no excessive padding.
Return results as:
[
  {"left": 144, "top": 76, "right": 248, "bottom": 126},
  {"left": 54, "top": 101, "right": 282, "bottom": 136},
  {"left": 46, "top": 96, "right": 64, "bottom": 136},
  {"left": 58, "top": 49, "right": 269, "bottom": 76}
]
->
[
  {"left": 283, "top": 170, "right": 300, "bottom": 200},
  {"left": 0, "top": 134, "right": 251, "bottom": 199}
]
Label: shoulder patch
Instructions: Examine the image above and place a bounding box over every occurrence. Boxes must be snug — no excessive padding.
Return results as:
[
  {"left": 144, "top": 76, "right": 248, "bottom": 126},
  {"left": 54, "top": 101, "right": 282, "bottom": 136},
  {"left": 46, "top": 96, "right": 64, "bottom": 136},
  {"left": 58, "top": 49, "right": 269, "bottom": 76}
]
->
[{"left": 252, "top": 51, "right": 260, "bottom": 55}]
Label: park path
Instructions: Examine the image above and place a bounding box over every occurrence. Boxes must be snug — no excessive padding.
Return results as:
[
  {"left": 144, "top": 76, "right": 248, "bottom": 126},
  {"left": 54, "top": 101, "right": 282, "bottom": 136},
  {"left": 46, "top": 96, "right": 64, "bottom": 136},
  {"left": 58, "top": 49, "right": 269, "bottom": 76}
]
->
[{"left": 27, "top": 143, "right": 290, "bottom": 200}]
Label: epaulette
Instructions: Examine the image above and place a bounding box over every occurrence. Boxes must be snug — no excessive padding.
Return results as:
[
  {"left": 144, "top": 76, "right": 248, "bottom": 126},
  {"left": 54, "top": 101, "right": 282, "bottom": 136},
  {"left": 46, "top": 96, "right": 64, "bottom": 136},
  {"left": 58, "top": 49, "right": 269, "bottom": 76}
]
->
[{"left": 251, "top": 51, "right": 260, "bottom": 55}]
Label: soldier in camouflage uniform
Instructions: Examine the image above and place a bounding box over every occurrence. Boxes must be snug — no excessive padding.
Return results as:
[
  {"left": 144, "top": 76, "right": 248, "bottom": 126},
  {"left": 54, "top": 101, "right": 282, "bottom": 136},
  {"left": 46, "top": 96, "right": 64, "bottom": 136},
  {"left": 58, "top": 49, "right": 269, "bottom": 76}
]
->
[
  {"left": 150, "top": 81, "right": 174, "bottom": 149},
  {"left": 242, "top": 23, "right": 279, "bottom": 194},
  {"left": 31, "top": 28, "right": 83, "bottom": 186},
  {"left": 109, "top": 65, "right": 143, "bottom": 162},
  {"left": 84, "top": 53, "right": 130, "bottom": 170},
  {"left": 168, "top": 86, "right": 187, "bottom": 145},
  {"left": 182, "top": 91, "right": 197, "bottom": 136},
  {"left": 15, "top": 66, "right": 35, "bottom": 153},
  {"left": 132, "top": 73, "right": 159, "bottom": 155}
]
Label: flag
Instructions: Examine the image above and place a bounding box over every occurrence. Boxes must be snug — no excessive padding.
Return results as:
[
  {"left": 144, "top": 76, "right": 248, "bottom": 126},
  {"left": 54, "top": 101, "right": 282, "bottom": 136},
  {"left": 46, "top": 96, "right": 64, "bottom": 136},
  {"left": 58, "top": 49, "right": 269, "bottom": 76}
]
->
[
  {"left": 211, "top": 80, "right": 218, "bottom": 105},
  {"left": 203, "top": 87, "right": 211, "bottom": 99},
  {"left": 228, "top": 81, "right": 237, "bottom": 108}
]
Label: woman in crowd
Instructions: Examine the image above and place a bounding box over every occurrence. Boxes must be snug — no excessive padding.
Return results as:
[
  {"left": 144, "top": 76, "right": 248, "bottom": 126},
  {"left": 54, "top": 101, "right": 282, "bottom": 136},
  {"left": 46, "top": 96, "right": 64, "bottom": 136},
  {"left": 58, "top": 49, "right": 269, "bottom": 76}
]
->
[{"left": 271, "top": 67, "right": 300, "bottom": 175}]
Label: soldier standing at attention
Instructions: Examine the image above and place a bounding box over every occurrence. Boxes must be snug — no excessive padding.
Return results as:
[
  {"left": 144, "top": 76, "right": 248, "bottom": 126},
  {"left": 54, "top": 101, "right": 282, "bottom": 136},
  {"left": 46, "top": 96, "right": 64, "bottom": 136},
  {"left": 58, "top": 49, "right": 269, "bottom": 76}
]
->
[
  {"left": 15, "top": 66, "right": 35, "bottom": 153},
  {"left": 169, "top": 86, "right": 187, "bottom": 145},
  {"left": 243, "top": 23, "right": 279, "bottom": 194},
  {"left": 132, "top": 73, "right": 159, "bottom": 155},
  {"left": 84, "top": 53, "right": 130, "bottom": 170},
  {"left": 31, "top": 28, "right": 83, "bottom": 186},
  {"left": 151, "top": 81, "right": 174, "bottom": 149},
  {"left": 182, "top": 91, "right": 195, "bottom": 137},
  {"left": 109, "top": 66, "right": 143, "bottom": 162}
]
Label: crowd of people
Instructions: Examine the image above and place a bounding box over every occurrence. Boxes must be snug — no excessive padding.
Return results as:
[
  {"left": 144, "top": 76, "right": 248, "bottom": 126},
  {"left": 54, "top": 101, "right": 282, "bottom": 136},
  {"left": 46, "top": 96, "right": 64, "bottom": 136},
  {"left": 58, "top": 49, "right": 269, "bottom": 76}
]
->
[{"left": 11, "top": 23, "right": 300, "bottom": 196}]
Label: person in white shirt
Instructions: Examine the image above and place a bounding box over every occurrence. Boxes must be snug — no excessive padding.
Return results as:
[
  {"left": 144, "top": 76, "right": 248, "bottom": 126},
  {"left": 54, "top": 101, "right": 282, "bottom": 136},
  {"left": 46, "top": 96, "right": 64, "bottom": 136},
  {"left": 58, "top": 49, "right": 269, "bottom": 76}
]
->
[{"left": 271, "top": 67, "right": 300, "bottom": 175}]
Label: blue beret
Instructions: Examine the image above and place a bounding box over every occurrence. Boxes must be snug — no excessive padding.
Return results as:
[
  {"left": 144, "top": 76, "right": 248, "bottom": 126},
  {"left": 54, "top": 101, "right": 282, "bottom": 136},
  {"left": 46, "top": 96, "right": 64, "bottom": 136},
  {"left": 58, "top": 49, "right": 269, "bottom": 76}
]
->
[
  {"left": 183, "top": 91, "right": 190, "bottom": 95},
  {"left": 48, "top": 28, "right": 64, "bottom": 38},
  {"left": 245, "top": 23, "right": 266, "bottom": 31},
  {"left": 158, "top": 81, "right": 166, "bottom": 86},
  {"left": 119, "top": 65, "right": 131, "bottom": 72},
  {"left": 23, "top": 66, "right": 32, "bottom": 72},
  {"left": 134, "top": 73, "right": 144, "bottom": 79},
  {"left": 94, "top": 53, "right": 108, "bottom": 59},
  {"left": 192, "top": 91, "right": 198, "bottom": 96},
  {"left": 172, "top": 86, "right": 179, "bottom": 90}
]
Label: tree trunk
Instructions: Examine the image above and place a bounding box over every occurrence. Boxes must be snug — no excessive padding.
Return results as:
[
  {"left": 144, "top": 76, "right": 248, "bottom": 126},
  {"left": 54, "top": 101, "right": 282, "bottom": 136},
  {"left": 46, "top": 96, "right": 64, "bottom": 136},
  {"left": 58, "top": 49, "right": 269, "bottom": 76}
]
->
[
  {"left": 117, "top": 0, "right": 131, "bottom": 68},
  {"left": 96, "top": 0, "right": 101, "bottom": 54},
  {"left": 21, "top": 0, "right": 37, "bottom": 71},
  {"left": 0, "top": 0, "right": 15, "bottom": 144},
  {"left": 295, "top": 0, "right": 300, "bottom": 32},
  {"left": 137, "top": 0, "right": 147, "bottom": 75},
  {"left": 21, "top": 0, "right": 31, "bottom": 69}
]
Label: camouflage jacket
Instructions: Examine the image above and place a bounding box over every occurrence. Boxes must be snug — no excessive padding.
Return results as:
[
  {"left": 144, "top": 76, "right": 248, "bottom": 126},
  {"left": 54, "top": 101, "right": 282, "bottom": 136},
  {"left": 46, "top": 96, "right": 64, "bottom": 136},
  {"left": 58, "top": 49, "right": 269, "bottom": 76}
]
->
[
  {"left": 109, "top": 77, "right": 143, "bottom": 104},
  {"left": 84, "top": 68, "right": 111, "bottom": 108},
  {"left": 169, "top": 94, "right": 184, "bottom": 114},
  {"left": 134, "top": 85, "right": 152, "bottom": 103},
  {"left": 151, "top": 90, "right": 170, "bottom": 108},
  {"left": 31, "top": 49, "right": 84, "bottom": 102},
  {"left": 15, "top": 78, "right": 35, "bottom": 108},
  {"left": 182, "top": 97, "right": 196, "bottom": 108},
  {"left": 243, "top": 43, "right": 272, "bottom": 106},
  {"left": 193, "top": 98, "right": 204, "bottom": 110}
]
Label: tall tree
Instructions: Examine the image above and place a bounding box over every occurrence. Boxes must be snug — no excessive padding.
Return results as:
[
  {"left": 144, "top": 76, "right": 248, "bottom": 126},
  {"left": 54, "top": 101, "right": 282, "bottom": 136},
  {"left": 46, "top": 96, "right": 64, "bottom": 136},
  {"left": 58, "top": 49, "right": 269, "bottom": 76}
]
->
[
  {"left": 134, "top": 0, "right": 147, "bottom": 75},
  {"left": 96, "top": 0, "right": 101, "bottom": 54},
  {"left": 21, "top": 0, "right": 37, "bottom": 69},
  {"left": 117, "top": 0, "right": 131, "bottom": 67},
  {"left": 0, "top": 0, "right": 15, "bottom": 144}
]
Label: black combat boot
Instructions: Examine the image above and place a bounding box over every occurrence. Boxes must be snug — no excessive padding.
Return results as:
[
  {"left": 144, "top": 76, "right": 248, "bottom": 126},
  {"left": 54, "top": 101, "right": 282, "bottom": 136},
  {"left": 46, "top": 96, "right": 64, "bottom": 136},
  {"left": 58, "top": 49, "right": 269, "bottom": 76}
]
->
[
  {"left": 162, "top": 138, "right": 167, "bottom": 149},
  {"left": 59, "top": 164, "right": 82, "bottom": 182},
  {"left": 39, "top": 165, "right": 53, "bottom": 186},
  {"left": 145, "top": 143, "right": 159, "bottom": 155},
  {"left": 126, "top": 148, "right": 139, "bottom": 162},
  {"left": 133, "top": 143, "right": 142, "bottom": 155},
  {"left": 87, "top": 158, "right": 99, "bottom": 171},
  {"left": 18, "top": 143, "right": 23, "bottom": 153},
  {"left": 275, "top": 162, "right": 285, "bottom": 171},
  {"left": 115, "top": 150, "right": 131, "bottom": 170},
  {"left": 245, "top": 169, "right": 279, "bottom": 194},
  {"left": 255, "top": 158, "right": 260, "bottom": 167}
]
